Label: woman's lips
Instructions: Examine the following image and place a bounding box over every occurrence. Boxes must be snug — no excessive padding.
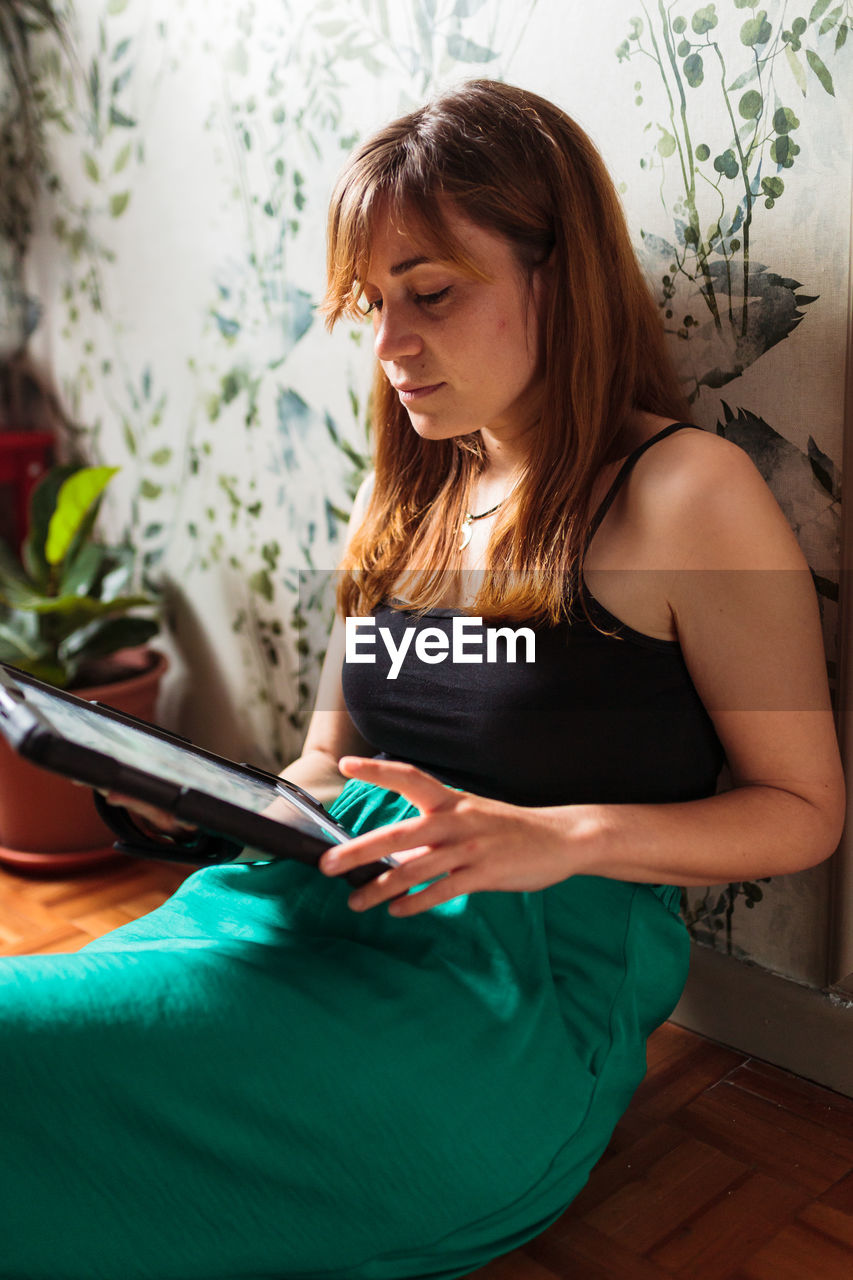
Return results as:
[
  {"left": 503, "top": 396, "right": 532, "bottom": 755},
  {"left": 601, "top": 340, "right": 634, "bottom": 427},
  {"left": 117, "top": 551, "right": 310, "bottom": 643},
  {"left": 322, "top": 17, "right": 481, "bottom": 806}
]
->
[{"left": 395, "top": 382, "right": 444, "bottom": 402}]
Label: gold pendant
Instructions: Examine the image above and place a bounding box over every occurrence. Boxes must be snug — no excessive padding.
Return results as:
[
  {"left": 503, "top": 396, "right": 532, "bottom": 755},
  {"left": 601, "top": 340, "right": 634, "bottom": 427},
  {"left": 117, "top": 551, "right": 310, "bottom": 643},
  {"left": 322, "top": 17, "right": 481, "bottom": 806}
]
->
[{"left": 459, "top": 516, "right": 473, "bottom": 551}]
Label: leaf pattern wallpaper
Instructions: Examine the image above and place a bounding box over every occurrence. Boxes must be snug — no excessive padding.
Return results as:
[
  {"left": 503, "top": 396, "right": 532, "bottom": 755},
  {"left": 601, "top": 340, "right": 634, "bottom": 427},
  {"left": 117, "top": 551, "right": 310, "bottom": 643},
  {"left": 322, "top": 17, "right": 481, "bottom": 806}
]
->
[{"left": 18, "top": 0, "right": 853, "bottom": 983}]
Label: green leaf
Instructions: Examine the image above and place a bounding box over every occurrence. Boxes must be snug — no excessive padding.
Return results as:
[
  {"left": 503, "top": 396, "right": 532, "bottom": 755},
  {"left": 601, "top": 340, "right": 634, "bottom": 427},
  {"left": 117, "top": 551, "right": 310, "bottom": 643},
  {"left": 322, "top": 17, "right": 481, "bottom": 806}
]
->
[
  {"left": 739, "top": 89, "right": 763, "bottom": 118},
  {"left": 741, "top": 10, "right": 772, "bottom": 45},
  {"left": 695, "top": 142, "right": 711, "bottom": 160},
  {"left": 140, "top": 480, "right": 162, "bottom": 499},
  {"left": 713, "top": 149, "right": 739, "bottom": 178},
  {"left": 89, "top": 59, "right": 101, "bottom": 115},
  {"left": 728, "top": 63, "right": 760, "bottom": 91},
  {"left": 58, "top": 615, "right": 158, "bottom": 665},
  {"left": 249, "top": 569, "right": 274, "bottom": 601},
  {"left": 732, "top": 88, "right": 758, "bottom": 120},
  {"left": 108, "top": 0, "right": 129, "bottom": 12},
  {"left": 46, "top": 468, "right": 119, "bottom": 567},
  {"left": 820, "top": 6, "right": 843, "bottom": 35},
  {"left": 809, "top": 0, "right": 833, "bottom": 22},
  {"left": 692, "top": 5, "right": 718, "bottom": 35},
  {"left": 0, "top": 538, "right": 32, "bottom": 592},
  {"left": 785, "top": 42, "right": 808, "bottom": 93},
  {"left": 806, "top": 48, "right": 835, "bottom": 94},
  {"left": 110, "top": 191, "right": 131, "bottom": 217},
  {"left": 113, "top": 143, "right": 132, "bottom": 173},
  {"left": 109, "top": 106, "right": 137, "bottom": 127},
  {"left": 48, "top": 593, "right": 153, "bottom": 618},
  {"left": 98, "top": 552, "right": 134, "bottom": 601},
  {"left": 683, "top": 52, "right": 704, "bottom": 86},
  {"left": 773, "top": 106, "right": 800, "bottom": 133},
  {"left": 149, "top": 447, "right": 172, "bottom": 466},
  {"left": 112, "top": 66, "right": 133, "bottom": 97},
  {"left": 657, "top": 126, "right": 677, "bottom": 157},
  {"left": 0, "top": 622, "right": 42, "bottom": 662},
  {"left": 838, "top": 24, "right": 848, "bottom": 50},
  {"left": 445, "top": 34, "right": 498, "bottom": 62},
  {"left": 1, "top": 578, "right": 75, "bottom": 612},
  {"left": 59, "top": 542, "right": 105, "bottom": 598},
  {"left": 771, "top": 134, "right": 800, "bottom": 165},
  {"left": 83, "top": 152, "right": 100, "bottom": 182},
  {"left": 22, "top": 466, "right": 79, "bottom": 585}
]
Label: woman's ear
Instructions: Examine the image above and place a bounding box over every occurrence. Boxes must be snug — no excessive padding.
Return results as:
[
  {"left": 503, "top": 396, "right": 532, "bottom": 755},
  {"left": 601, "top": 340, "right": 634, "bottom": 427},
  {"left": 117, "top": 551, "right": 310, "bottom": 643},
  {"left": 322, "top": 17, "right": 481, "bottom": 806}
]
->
[{"left": 531, "top": 250, "right": 554, "bottom": 312}]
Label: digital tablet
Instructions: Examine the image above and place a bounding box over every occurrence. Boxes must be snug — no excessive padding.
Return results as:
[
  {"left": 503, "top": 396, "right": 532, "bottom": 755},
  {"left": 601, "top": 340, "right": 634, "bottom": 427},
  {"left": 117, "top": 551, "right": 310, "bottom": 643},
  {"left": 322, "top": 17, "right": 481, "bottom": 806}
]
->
[{"left": 0, "top": 662, "right": 398, "bottom": 887}]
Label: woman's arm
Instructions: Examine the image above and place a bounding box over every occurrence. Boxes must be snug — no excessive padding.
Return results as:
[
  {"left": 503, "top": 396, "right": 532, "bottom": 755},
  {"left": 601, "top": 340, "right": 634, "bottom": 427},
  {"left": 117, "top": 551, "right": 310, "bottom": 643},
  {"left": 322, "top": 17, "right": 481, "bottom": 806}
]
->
[
  {"left": 277, "top": 613, "right": 375, "bottom": 805},
  {"left": 314, "top": 435, "right": 845, "bottom": 913},
  {"left": 276, "top": 470, "right": 377, "bottom": 805},
  {"left": 572, "top": 428, "right": 845, "bottom": 884}
]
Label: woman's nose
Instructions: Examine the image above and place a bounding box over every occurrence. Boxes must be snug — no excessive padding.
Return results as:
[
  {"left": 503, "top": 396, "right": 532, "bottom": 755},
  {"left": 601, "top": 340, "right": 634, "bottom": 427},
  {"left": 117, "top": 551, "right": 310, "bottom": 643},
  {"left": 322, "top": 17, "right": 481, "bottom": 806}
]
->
[{"left": 373, "top": 305, "right": 423, "bottom": 362}]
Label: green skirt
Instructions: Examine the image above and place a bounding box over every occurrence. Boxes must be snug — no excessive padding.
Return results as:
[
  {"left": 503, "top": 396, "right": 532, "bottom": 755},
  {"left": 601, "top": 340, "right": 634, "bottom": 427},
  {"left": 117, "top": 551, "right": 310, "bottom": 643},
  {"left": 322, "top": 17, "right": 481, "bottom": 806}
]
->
[{"left": 0, "top": 779, "right": 689, "bottom": 1280}]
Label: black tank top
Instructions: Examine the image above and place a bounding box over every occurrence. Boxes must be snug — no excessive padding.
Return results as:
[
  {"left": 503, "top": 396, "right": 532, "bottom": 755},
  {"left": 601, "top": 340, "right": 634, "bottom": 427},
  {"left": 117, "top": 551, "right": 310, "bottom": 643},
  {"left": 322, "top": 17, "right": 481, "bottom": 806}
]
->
[{"left": 341, "top": 423, "right": 725, "bottom": 807}]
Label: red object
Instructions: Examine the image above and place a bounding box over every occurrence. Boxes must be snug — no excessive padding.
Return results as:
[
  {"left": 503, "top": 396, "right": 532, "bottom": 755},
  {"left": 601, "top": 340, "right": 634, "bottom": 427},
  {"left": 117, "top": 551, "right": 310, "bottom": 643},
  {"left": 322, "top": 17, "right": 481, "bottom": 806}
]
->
[
  {"left": 0, "top": 431, "right": 55, "bottom": 555},
  {"left": 0, "top": 649, "right": 168, "bottom": 874}
]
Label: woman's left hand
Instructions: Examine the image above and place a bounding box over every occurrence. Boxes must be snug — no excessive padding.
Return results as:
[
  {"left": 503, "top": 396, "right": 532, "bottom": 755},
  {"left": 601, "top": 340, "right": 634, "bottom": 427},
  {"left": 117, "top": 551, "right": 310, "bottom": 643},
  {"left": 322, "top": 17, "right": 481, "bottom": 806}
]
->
[{"left": 319, "top": 756, "right": 597, "bottom": 916}]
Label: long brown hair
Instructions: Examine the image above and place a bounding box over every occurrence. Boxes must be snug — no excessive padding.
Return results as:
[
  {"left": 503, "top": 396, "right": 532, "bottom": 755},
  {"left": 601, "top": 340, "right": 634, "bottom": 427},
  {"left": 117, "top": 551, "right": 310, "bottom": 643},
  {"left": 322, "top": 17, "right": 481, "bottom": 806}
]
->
[{"left": 322, "top": 80, "right": 690, "bottom": 623}]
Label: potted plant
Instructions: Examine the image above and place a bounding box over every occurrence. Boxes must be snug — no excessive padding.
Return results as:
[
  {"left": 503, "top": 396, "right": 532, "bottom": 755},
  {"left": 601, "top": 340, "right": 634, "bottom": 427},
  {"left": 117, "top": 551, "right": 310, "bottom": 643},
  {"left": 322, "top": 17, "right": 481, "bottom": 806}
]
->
[{"left": 0, "top": 464, "right": 165, "bottom": 872}]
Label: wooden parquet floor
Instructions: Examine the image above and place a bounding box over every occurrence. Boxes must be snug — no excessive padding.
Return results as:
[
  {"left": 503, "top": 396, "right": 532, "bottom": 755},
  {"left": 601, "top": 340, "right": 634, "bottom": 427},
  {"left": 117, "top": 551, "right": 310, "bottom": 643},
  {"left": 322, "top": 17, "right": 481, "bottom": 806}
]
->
[{"left": 2, "top": 855, "right": 853, "bottom": 1279}]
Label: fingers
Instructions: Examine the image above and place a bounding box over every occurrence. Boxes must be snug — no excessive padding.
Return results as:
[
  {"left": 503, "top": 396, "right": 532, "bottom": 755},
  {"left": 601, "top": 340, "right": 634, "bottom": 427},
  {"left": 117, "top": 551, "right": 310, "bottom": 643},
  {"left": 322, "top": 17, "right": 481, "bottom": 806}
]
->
[
  {"left": 345, "top": 845, "right": 452, "bottom": 912},
  {"left": 338, "top": 756, "right": 456, "bottom": 813},
  {"left": 351, "top": 859, "right": 479, "bottom": 918},
  {"left": 387, "top": 869, "right": 477, "bottom": 916},
  {"left": 320, "top": 811, "right": 452, "bottom": 874}
]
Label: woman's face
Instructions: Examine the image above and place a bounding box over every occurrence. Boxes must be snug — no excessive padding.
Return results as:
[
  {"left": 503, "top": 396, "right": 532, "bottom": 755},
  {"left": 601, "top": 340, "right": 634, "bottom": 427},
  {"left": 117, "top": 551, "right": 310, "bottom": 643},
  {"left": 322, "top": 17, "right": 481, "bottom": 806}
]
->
[{"left": 361, "top": 203, "right": 548, "bottom": 450}]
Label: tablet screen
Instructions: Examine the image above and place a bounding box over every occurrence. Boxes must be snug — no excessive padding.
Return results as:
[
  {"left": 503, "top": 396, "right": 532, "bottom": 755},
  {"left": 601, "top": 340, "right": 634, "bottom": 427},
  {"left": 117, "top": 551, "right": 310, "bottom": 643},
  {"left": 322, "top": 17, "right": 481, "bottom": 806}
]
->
[{"left": 16, "top": 680, "right": 343, "bottom": 845}]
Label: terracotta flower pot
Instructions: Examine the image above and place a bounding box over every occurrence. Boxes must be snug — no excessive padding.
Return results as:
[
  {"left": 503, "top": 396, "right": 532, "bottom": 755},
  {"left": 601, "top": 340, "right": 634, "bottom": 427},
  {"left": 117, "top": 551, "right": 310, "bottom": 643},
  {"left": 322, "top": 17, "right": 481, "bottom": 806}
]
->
[{"left": 0, "top": 648, "right": 168, "bottom": 875}]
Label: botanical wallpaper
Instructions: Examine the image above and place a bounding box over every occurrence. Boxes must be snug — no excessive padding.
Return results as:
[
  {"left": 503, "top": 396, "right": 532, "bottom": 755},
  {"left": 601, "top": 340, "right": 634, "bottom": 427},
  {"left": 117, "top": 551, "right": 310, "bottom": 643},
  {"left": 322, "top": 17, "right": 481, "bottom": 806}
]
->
[{"left": 19, "top": 0, "right": 853, "bottom": 983}]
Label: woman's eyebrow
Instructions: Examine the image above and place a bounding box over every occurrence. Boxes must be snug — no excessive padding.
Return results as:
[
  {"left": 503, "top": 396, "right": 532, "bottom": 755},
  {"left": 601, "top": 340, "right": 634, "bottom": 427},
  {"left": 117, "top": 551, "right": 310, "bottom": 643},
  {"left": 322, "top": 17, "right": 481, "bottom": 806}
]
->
[{"left": 390, "top": 256, "right": 434, "bottom": 276}]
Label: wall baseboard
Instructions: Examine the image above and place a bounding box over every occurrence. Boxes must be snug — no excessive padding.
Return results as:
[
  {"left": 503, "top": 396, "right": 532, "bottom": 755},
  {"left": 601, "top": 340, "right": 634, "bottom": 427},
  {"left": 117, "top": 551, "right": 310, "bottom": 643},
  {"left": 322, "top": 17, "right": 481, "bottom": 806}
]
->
[{"left": 671, "top": 943, "right": 853, "bottom": 1098}]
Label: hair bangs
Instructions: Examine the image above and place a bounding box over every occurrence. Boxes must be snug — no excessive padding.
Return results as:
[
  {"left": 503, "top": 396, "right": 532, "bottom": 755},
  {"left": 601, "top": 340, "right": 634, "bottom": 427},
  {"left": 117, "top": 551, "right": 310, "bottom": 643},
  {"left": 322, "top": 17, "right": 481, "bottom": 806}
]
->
[{"left": 322, "top": 140, "right": 490, "bottom": 329}]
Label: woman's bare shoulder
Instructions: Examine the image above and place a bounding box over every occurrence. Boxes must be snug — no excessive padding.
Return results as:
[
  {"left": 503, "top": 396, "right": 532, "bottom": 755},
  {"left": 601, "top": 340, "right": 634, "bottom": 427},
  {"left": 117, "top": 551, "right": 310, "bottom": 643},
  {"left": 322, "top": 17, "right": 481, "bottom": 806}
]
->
[{"left": 631, "top": 423, "right": 806, "bottom": 572}]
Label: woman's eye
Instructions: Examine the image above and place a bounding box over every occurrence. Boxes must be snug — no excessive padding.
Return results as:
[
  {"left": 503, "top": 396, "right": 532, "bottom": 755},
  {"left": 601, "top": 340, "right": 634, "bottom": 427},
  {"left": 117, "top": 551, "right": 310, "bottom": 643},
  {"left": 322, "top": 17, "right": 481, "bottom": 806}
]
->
[
  {"left": 414, "top": 287, "right": 451, "bottom": 307},
  {"left": 362, "top": 286, "right": 450, "bottom": 316}
]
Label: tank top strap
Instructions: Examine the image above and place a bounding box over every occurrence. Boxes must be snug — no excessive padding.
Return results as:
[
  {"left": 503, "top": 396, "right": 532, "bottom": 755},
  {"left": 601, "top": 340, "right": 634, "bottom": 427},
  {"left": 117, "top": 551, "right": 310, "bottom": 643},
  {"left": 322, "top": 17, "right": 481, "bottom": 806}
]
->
[{"left": 583, "top": 421, "right": 694, "bottom": 549}]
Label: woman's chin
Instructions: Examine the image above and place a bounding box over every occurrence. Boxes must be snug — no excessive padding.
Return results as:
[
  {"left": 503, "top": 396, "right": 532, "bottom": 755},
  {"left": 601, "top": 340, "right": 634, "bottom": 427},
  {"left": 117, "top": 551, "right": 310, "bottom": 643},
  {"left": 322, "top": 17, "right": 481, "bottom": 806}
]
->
[{"left": 406, "top": 413, "right": 471, "bottom": 441}]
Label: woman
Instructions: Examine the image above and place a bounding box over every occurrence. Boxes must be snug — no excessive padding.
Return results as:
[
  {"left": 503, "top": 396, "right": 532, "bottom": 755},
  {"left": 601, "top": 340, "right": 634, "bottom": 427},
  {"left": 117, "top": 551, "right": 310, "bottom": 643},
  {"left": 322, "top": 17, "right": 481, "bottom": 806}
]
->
[{"left": 0, "top": 81, "right": 844, "bottom": 1280}]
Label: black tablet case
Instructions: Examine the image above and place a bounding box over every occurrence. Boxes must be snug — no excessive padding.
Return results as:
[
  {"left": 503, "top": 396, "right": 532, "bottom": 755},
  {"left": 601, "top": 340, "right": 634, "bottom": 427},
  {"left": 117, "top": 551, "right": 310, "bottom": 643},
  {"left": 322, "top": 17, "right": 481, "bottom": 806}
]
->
[{"left": 0, "top": 662, "right": 397, "bottom": 887}]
